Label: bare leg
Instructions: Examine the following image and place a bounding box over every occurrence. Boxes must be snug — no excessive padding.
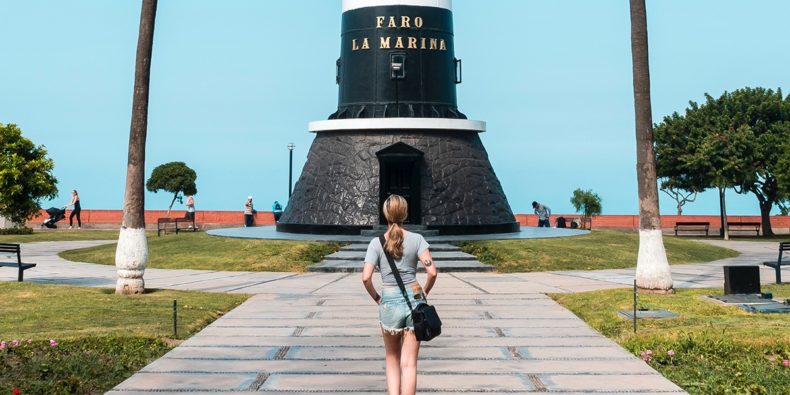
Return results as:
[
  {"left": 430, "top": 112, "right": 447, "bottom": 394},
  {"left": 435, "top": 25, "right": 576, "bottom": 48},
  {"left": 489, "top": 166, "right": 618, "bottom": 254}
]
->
[
  {"left": 400, "top": 329, "right": 421, "bottom": 395},
  {"left": 382, "top": 330, "right": 403, "bottom": 395}
]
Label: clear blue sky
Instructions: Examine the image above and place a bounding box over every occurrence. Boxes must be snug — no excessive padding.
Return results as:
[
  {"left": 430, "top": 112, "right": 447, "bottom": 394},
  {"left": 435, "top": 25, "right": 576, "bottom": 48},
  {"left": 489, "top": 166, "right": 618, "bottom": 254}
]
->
[{"left": 1, "top": 0, "right": 789, "bottom": 215}]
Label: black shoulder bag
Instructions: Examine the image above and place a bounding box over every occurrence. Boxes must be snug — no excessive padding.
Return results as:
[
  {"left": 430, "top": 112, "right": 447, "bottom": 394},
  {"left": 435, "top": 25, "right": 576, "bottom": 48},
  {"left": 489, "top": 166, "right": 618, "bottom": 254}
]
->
[{"left": 379, "top": 235, "right": 442, "bottom": 341}]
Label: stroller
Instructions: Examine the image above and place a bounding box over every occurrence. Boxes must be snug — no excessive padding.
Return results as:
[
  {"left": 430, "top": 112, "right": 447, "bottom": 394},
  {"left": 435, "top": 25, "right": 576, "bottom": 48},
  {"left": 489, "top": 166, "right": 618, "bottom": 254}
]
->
[{"left": 42, "top": 207, "right": 66, "bottom": 229}]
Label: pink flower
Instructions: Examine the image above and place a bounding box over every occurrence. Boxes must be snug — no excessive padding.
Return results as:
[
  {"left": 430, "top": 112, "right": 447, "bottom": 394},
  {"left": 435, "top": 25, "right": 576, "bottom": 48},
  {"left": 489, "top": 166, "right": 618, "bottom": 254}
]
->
[
  {"left": 0, "top": 341, "right": 6, "bottom": 350},
  {"left": 11, "top": 340, "right": 19, "bottom": 347},
  {"left": 783, "top": 359, "right": 789, "bottom": 367},
  {"left": 49, "top": 339, "right": 58, "bottom": 347},
  {"left": 667, "top": 350, "right": 675, "bottom": 357},
  {"left": 639, "top": 350, "right": 653, "bottom": 362}
]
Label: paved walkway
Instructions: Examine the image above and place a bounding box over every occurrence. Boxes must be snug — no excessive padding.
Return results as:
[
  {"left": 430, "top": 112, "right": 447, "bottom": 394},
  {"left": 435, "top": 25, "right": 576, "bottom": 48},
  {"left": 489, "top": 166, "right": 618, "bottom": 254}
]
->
[{"left": 1, "top": 239, "right": 783, "bottom": 394}]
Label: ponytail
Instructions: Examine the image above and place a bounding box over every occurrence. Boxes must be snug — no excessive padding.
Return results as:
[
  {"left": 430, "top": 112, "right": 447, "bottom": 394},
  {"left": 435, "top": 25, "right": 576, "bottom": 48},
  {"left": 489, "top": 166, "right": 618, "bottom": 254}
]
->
[
  {"left": 382, "top": 194, "right": 408, "bottom": 259},
  {"left": 385, "top": 223, "right": 405, "bottom": 259}
]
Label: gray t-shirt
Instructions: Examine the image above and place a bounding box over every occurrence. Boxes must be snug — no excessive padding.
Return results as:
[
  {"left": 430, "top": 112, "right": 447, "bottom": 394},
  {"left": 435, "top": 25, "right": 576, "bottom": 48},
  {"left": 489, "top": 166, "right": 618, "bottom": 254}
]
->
[{"left": 364, "top": 232, "right": 430, "bottom": 286}]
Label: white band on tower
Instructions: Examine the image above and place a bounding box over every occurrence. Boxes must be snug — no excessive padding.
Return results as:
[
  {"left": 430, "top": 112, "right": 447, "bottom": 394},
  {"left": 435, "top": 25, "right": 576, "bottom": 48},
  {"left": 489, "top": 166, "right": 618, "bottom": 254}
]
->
[{"left": 342, "top": 0, "right": 452, "bottom": 12}]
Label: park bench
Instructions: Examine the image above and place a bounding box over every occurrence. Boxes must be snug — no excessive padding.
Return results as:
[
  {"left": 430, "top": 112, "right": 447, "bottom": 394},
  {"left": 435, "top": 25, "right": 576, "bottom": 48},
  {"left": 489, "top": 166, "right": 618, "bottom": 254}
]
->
[
  {"left": 0, "top": 243, "right": 36, "bottom": 282},
  {"left": 674, "top": 221, "right": 710, "bottom": 237},
  {"left": 763, "top": 242, "right": 790, "bottom": 284},
  {"left": 727, "top": 221, "right": 761, "bottom": 236},
  {"left": 157, "top": 216, "right": 197, "bottom": 237}
]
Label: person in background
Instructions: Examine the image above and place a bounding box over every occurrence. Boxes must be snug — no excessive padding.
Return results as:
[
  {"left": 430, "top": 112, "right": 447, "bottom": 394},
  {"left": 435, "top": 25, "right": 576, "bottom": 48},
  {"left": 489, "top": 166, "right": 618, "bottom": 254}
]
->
[
  {"left": 65, "top": 190, "right": 81, "bottom": 229},
  {"left": 532, "top": 201, "right": 551, "bottom": 228},
  {"left": 244, "top": 196, "right": 254, "bottom": 227},
  {"left": 185, "top": 195, "right": 195, "bottom": 220},
  {"left": 272, "top": 200, "right": 283, "bottom": 222}
]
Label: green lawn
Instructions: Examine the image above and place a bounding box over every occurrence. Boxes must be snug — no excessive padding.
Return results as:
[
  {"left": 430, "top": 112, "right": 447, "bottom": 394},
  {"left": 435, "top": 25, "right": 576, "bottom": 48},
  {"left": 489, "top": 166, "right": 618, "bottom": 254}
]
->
[
  {"left": 59, "top": 232, "right": 342, "bottom": 272},
  {"left": 552, "top": 284, "right": 790, "bottom": 394},
  {"left": 0, "top": 282, "right": 248, "bottom": 394},
  {"left": 458, "top": 230, "right": 740, "bottom": 272},
  {"left": 0, "top": 230, "right": 121, "bottom": 243}
]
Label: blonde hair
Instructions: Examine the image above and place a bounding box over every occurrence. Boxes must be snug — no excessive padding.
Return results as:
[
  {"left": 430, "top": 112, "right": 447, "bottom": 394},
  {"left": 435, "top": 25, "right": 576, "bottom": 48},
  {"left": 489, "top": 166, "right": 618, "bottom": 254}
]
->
[{"left": 383, "top": 194, "right": 408, "bottom": 259}]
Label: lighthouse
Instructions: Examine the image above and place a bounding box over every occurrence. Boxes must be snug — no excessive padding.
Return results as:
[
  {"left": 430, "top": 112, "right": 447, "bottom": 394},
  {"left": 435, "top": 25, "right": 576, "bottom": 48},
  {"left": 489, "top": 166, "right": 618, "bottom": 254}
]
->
[{"left": 277, "top": 0, "right": 519, "bottom": 235}]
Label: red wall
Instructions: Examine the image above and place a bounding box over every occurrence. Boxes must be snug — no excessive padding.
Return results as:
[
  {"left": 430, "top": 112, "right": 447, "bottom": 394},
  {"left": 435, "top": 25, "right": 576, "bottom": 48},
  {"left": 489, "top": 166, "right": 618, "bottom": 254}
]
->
[
  {"left": 28, "top": 209, "right": 790, "bottom": 231},
  {"left": 516, "top": 213, "right": 790, "bottom": 230},
  {"left": 28, "top": 209, "right": 275, "bottom": 228}
]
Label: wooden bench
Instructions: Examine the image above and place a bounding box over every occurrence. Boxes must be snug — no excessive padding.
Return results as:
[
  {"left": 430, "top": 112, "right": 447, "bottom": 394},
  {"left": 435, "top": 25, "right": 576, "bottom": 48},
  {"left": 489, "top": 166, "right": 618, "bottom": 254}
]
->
[
  {"left": 0, "top": 243, "right": 36, "bottom": 282},
  {"left": 763, "top": 242, "right": 790, "bottom": 284},
  {"left": 674, "top": 221, "right": 710, "bottom": 236},
  {"left": 157, "top": 216, "right": 197, "bottom": 237},
  {"left": 727, "top": 221, "right": 761, "bottom": 236}
]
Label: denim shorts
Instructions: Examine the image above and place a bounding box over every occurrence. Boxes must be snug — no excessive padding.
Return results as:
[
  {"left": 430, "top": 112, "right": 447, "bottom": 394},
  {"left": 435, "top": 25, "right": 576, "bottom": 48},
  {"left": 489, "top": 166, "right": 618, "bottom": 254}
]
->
[{"left": 379, "top": 282, "right": 426, "bottom": 334}]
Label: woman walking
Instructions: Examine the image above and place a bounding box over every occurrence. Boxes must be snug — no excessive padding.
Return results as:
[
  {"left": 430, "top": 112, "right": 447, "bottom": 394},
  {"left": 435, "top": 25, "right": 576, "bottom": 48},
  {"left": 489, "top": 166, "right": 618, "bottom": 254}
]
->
[
  {"left": 362, "top": 195, "right": 438, "bottom": 395},
  {"left": 66, "top": 190, "right": 81, "bottom": 229}
]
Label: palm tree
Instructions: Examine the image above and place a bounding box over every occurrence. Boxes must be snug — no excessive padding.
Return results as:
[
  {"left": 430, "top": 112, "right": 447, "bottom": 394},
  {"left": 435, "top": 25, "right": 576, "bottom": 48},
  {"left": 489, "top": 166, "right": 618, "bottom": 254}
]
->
[
  {"left": 116, "top": 0, "right": 157, "bottom": 294},
  {"left": 630, "top": 0, "right": 673, "bottom": 293}
]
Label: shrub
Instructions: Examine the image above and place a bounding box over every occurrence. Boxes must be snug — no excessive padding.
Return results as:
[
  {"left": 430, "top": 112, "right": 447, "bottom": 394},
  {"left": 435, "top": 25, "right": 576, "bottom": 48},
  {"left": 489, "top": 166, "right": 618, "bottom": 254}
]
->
[{"left": 0, "top": 227, "right": 33, "bottom": 235}]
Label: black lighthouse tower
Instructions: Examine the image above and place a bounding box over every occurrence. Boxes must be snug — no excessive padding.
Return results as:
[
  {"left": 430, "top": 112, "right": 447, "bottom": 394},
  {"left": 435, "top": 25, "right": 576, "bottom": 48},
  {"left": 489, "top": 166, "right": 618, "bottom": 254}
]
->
[{"left": 278, "top": 0, "right": 519, "bottom": 235}]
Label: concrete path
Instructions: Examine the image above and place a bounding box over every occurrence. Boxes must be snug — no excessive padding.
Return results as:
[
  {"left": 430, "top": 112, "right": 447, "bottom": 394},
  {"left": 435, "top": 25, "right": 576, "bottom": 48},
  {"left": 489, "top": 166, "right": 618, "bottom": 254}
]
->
[{"left": 1, "top": 239, "right": 784, "bottom": 394}]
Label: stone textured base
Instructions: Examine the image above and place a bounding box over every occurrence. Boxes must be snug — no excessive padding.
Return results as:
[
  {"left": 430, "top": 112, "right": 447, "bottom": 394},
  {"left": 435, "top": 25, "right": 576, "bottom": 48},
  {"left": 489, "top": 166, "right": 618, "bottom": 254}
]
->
[{"left": 279, "top": 129, "right": 517, "bottom": 234}]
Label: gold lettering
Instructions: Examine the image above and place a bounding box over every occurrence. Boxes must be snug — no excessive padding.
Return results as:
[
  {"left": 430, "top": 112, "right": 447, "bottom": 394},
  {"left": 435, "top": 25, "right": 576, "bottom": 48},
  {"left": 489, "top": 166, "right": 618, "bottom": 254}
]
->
[
  {"left": 352, "top": 39, "right": 359, "bottom": 51},
  {"left": 395, "top": 36, "right": 404, "bottom": 48},
  {"left": 421, "top": 37, "right": 426, "bottom": 49},
  {"left": 429, "top": 38, "right": 438, "bottom": 50},
  {"left": 388, "top": 17, "right": 397, "bottom": 28},
  {"left": 408, "top": 37, "right": 417, "bottom": 49},
  {"left": 361, "top": 37, "right": 370, "bottom": 49},
  {"left": 401, "top": 16, "right": 411, "bottom": 28},
  {"left": 376, "top": 16, "right": 385, "bottom": 28},
  {"left": 439, "top": 39, "right": 447, "bottom": 51},
  {"left": 380, "top": 37, "right": 391, "bottom": 49},
  {"left": 415, "top": 17, "right": 423, "bottom": 28}
]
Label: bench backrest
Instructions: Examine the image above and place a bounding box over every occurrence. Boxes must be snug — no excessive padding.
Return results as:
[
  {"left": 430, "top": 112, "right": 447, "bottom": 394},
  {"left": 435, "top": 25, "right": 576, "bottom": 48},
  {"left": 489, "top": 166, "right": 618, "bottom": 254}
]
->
[
  {"left": 0, "top": 243, "right": 21, "bottom": 253},
  {"left": 779, "top": 242, "right": 790, "bottom": 263},
  {"left": 0, "top": 243, "right": 21, "bottom": 262}
]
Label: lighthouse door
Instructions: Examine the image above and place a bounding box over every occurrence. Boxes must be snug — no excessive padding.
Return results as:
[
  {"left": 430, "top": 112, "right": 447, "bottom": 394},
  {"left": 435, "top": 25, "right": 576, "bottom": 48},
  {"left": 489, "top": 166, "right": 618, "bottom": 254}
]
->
[{"left": 376, "top": 143, "right": 423, "bottom": 225}]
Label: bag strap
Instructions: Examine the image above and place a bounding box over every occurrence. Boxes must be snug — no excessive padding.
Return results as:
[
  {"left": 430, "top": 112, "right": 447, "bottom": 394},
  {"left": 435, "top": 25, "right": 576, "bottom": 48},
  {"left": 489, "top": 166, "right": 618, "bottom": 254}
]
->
[{"left": 379, "top": 235, "right": 414, "bottom": 311}]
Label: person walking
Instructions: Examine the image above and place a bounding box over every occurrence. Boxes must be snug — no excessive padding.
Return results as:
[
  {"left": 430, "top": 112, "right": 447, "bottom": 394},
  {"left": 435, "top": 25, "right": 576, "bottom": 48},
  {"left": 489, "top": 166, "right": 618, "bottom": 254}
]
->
[
  {"left": 362, "top": 194, "right": 438, "bottom": 395},
  {"left": 65, "top": 190, "right": 82, "bottom": 229},
  {"left": 243, "top": 196, "right": 254, "bottom": 227},
  {"left": 532, "top": 200, "right": 551, "bottom": 228}
]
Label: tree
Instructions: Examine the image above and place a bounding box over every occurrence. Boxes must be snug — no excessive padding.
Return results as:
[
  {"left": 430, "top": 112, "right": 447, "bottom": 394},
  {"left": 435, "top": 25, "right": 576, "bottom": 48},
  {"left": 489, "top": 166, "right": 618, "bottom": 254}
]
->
[
  {"left": 654, "top": 87, "right": 790, "bottom": 236},
  {"left": 659, "top": 180, "right": 697, "bottom": 215},
  {"left": 630, "top": 0, "right": 673, "bottom": 293},
  {"left": 116, "top": 0, "right": 157, "bottom": 295},
  {"left": 778, "top": 139, "right": 790, "bottom": 215},
  {"left": 146, "top": 162, "right": 197, "bottom": 216},
  {"left": 0, "top": 123, "right": 58, "bottom": 225},
  {"left": 570, "top": 188, "right": 602, "bottom": 219}
]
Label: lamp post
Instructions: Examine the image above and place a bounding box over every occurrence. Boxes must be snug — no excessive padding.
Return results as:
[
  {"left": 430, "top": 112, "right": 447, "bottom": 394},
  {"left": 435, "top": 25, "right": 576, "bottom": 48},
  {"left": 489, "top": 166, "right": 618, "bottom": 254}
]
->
[{"left": 287, "top": 143, "right": 295, "bottom": 198}]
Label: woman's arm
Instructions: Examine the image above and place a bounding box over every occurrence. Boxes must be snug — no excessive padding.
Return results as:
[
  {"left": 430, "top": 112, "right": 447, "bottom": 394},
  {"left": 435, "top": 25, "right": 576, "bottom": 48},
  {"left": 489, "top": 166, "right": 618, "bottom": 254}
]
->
[
  {"left": 418, "top": 249, "right": 437, "bottom": 295},
  {"left": 361, "top": 263, "right": 380, "bottom": 304}
]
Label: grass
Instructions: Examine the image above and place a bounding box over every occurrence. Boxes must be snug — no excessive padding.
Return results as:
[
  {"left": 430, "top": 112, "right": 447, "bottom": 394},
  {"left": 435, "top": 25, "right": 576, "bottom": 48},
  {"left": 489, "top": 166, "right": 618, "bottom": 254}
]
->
[
  {"left": 458, "top": 230, "right": 740, "bottom": 272},
  {"left": 59, "top": 232, "right": 342, "bottom": 272},
  {"left": 551, "top": 284, "right": 790, "bottom": 394},
  {"left": 0, "top": 282, "right": 248, "bottom": 394},
  {"left": 0, "top": 230, "right": 121, "bottom": 243}
]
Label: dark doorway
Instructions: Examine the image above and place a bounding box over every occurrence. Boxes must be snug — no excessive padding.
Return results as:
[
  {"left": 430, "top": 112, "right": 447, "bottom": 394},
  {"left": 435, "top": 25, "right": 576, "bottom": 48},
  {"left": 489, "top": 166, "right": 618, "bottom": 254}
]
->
[{"left": 377, "top": 143, "right": 423, "bottom": 225}]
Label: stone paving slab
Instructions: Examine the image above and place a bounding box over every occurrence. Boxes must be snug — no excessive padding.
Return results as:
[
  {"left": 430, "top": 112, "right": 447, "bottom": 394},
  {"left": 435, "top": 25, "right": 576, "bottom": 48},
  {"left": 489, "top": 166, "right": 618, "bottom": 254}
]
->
[{"left": 139, "top": 358, "right": 658, "bottom": 375}]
